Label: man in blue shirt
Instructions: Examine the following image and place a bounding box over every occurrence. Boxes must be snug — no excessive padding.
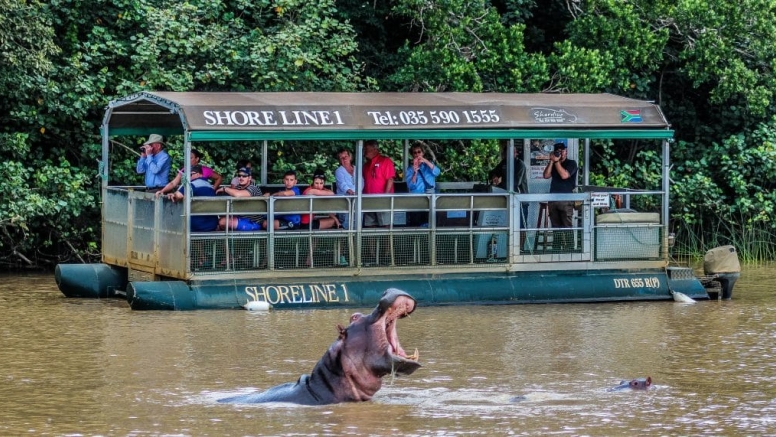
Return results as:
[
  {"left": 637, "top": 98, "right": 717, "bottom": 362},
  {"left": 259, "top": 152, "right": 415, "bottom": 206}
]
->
[
  {"left": 262, "top": 170, "right": 301, "bottom": 230},
  {"left": 136, "top": 133, "right": 171, "bottom": 192}
]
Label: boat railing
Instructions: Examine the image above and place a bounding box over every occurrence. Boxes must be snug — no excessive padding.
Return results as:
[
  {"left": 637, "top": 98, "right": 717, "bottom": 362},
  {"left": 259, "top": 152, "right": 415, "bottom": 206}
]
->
[
  {"left": 588, "top": 189, "right": 665, "bottom": 261},
  {"left": 188, "top": 192, "right": 513, "bottom": 274},
  {"left": 102, "top": 186, "right": 667, "bottom": 280}
]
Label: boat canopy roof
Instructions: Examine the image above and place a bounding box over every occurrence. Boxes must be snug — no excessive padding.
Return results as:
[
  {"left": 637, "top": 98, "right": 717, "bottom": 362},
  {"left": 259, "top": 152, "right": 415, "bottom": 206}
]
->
[{"left": 103, "top": 91, "right": 672, "bottom": 141}]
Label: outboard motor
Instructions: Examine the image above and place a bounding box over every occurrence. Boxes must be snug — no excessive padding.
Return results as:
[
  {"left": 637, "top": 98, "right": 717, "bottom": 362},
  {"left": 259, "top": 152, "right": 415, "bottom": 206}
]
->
[{"left": 703, "top": 245, "right": 741, "bottom": 300}]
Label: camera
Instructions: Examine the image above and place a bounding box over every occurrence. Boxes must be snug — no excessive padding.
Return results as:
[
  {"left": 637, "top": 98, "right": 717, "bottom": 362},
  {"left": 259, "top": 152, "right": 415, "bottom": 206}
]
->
[{"left": 553, "top": 150, "right": 562, "bottom": 157}]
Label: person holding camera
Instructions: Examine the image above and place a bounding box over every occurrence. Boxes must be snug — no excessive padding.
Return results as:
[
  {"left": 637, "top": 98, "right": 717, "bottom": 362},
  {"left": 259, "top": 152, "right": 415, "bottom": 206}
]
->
[
  {"left": 136, "top": 133, "right": 171, "bottom": 192},
  {"left": 543, "top": 142, "right": 578, "bottom": 250},
  {"left": 405, "top": 144, "right": 440, "bottom": 227}
]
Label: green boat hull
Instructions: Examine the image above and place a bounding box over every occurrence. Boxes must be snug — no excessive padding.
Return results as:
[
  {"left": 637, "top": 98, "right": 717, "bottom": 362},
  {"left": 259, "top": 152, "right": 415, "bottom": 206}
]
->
[{"left": 118, "top": 267, "right": 708, "bottom": 310}]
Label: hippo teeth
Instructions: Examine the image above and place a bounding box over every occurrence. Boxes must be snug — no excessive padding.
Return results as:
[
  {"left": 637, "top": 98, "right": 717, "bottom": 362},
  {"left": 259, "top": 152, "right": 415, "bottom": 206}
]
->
[{"left": 405, "top": 348, "right": 419, "bottom": 361}]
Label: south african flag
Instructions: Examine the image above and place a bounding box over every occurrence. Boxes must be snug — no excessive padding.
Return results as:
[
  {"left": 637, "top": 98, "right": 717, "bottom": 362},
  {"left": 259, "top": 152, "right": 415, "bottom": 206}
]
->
[{"left": 621, "top": 110, "right": 642, "bottom": 123}]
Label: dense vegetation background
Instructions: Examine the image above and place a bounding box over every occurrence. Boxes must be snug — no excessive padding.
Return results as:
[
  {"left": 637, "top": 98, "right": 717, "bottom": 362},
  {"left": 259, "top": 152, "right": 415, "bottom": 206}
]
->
[{"left": 2, "top": 0, "right": 775, "bottom": 269}]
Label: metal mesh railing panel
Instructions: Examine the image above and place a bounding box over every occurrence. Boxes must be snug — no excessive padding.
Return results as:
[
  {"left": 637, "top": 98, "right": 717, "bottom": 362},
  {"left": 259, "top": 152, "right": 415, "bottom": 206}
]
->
[
  {"left": 273, "top": 235, "right": 309, "bottom": 269},
  {"left": 130, "top": 197, "right": 156, "bottom": 255},
  {"left": 103, "top": 221, "right": 128, "bottom": 262},
  {"left": 300, "top": 234, "right": 351, "bottom": 268},
  {"left": 103, "top": 189, "right": 130, "bottom": 263},
  {"left": 595, "top": 225, "right": 661, "bottom": 260},
  {"left": 359, "top": 233, "right": 392, "bottom": 267},
  {"left": 392, "top": 232, "right": 430, "bottom": 267},
  {"left": 190, "top": 236, "right": 227, "bottom": 274},
  {"left": 436, "top": 233, "right": 473, "bottom": 265}
]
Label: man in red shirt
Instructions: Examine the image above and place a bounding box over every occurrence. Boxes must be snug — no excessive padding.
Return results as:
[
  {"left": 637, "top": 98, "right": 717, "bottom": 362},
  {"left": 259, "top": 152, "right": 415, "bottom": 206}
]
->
[{"left": 362, "top": 140, "right": 396, "bottom": 227}]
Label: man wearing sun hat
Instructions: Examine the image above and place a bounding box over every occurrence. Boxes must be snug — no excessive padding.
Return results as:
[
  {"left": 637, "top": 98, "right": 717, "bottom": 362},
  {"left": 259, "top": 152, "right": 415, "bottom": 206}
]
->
[
  {"left": 136, "top": 133, "right": 171, "bottom": 192},
  {"left": 543, "top": 142, "right": 578, "bottom": 250}
]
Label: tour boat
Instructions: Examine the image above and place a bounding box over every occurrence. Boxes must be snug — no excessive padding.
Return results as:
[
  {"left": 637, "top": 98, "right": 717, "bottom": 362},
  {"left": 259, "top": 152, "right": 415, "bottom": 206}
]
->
[{"left": 55, "top": 92, "right": 740, "bottom": 310}]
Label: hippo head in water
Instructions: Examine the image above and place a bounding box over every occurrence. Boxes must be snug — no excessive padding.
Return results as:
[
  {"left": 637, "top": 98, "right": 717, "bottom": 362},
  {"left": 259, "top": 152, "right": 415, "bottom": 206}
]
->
[
  {"left": 608, "top": 376, "right": 652, "bottom": 391},
  {"left": 219, "top": 288, "right": 421, "bottom": 405}
]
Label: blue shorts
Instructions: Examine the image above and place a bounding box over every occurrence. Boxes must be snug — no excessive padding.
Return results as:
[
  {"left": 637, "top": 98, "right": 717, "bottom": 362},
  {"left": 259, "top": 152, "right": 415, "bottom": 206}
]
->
[{"left": 235, "top": 217, "right": 262, "bottom": 231}]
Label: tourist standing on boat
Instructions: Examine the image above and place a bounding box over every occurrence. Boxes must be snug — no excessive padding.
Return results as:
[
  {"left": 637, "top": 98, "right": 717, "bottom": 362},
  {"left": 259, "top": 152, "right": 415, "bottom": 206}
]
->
[
  {"left": 215, "top": 166, "right": 264, "bottom": 231},
  {"left": 362, "top": 140, "right": 396, "bottom": 227},
  {"left": 405, "top": 144, "right": 440, "bottom": 227},
  {"left": 491, "top": 141, "right": 529, "bottom": 225},
  {"left": 488, "top": 168, "right": 503, "bottom": 187},
  {"left": 493, "top": 141, "right": 528, "bottom": 195},
  {"left": 335, "top": 149, "right": 361, "bottom": 230},
  {"left": 335, "top": 149, "right": 358, "bottom": 196},
  {"left": 405, "top": 144, "right": 440, "bottom": 193},
  {"left": 165, "top": 165, "right": 218, "bottom": 232},
  {"left": 543, "top": 142, "right": 578, "bottom": 250},
  {"left": 155, "top": 148, "right": 223, "bottom": 197},
  {"left": 136, "top": 134, "right": 171, "bottom": 193},
  {"left": 262, "top": 170, "right": 301, "bottom": 230},
  {"left": 490, "top": 142, "right": 530, "bottom": 250}
]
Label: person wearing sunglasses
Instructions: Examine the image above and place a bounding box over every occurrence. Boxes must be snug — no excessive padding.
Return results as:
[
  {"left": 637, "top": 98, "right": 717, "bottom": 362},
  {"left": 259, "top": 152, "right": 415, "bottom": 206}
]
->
[
  {"left": 405, "top": 144, "right": 440, "bottom": 194},
  {"left": 215, "top": 166, "right": 264, "bottom": 231},
  {"left": 405, "top": 144, "right": 441, "bottom": 227},
  {"left": 301, "top": 170, "right": 340, "bottom": 230},
  {"left": 334, "top": 148, "right": 362, "bottom": 230},
  {"left": 230, "top": 159, "right": 253, "bottom": 188}
]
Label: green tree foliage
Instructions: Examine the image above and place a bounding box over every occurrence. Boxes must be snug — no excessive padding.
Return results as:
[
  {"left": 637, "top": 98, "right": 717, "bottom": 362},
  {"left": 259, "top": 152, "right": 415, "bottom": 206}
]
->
[
  {"left": 388, "top": 0, "right": 548, "bottom": 92},
  {"left": 0, "top": 0, "right": 366, "bottom": 268}
]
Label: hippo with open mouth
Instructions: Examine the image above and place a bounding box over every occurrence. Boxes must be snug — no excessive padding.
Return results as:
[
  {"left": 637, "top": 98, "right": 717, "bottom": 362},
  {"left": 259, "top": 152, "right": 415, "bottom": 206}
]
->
[{"left": 219, "top": 288, "right": 421, "bottom": 405}]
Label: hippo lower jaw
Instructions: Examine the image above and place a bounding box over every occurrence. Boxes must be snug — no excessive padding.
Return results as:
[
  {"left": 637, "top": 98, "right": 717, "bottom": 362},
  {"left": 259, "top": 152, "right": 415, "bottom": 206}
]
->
[{"left": 389, "top": 353, "right": 421, "bottom": 375}]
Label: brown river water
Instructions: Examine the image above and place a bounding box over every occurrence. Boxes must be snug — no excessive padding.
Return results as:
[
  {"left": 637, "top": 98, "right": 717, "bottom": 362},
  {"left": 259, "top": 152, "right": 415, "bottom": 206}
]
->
[{"left": 1, "top": 264, "right": 775, "bottom": 436}]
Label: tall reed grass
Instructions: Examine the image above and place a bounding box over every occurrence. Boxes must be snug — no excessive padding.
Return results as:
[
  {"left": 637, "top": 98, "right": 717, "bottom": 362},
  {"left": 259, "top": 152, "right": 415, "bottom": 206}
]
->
[{"left": 672, "top": 215, "right": 776, "bottom": 263}]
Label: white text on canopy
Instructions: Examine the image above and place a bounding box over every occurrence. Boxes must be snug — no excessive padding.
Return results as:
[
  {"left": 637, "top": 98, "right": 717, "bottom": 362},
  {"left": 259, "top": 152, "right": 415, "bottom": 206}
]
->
[{"left": 203, "top": 110, "right": 345, "bottom": 127}]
